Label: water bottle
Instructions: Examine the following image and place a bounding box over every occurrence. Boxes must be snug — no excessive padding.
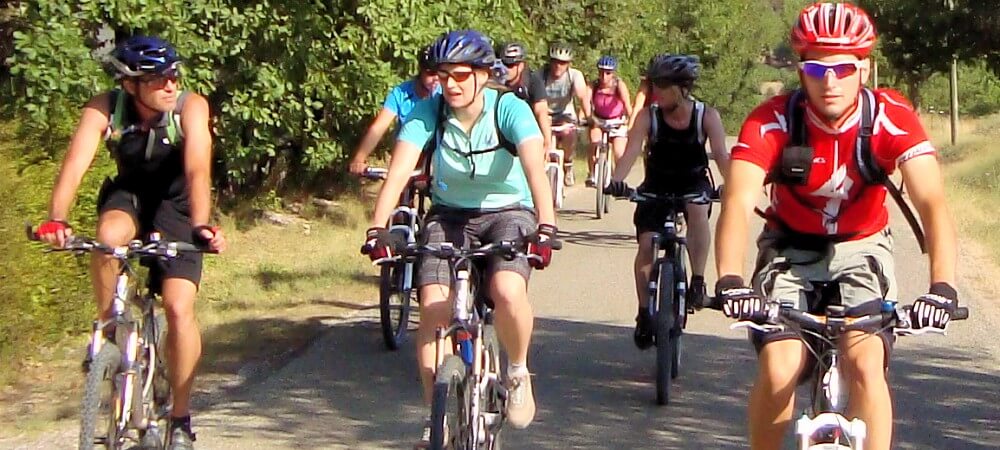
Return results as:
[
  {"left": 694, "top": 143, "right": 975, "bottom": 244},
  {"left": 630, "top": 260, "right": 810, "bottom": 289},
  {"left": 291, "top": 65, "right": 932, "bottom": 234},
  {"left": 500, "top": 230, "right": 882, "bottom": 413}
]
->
[{"left": 458, "top": 335, "right": 474, "bottom": 365}]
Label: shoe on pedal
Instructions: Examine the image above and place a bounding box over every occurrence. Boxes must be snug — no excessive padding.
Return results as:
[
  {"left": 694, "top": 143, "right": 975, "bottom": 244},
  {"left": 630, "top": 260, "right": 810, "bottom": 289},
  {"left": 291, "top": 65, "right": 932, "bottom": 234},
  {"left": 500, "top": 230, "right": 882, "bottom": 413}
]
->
[
  {"left": 413, "top": 419, "right": 433, "bottom": 449},
  {"left": 564, "top": 166, "right": 575, "bottom": 187},
  {"left": 633, "top": 309, "right": 654, "bottom": 350},
  {"left": 167, "top": 420, "right": 196, "bottom": 450},
  {"left": 687, "top": 276, "right": 708, "bottom": 311},
  {"left": 506, "top": 367, "right": 536, "bottom": 429}
]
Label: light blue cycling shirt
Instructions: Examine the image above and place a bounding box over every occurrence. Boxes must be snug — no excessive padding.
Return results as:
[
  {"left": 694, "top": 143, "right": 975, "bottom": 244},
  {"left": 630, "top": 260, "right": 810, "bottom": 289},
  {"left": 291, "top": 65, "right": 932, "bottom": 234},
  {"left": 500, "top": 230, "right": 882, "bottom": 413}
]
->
[
  {"left": 398, "top": 88, "right": 542, "bottom": 209},
  {"left": 383, "top": 79, "right": 440, "bottom": 122}
]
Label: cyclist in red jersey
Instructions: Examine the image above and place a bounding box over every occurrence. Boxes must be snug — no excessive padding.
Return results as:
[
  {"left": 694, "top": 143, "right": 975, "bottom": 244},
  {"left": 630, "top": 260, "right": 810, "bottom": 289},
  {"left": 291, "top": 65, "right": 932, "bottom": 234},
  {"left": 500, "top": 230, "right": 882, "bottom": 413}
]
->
[{"left": 715, "top": 4, "right": 959, "bottom": 450}]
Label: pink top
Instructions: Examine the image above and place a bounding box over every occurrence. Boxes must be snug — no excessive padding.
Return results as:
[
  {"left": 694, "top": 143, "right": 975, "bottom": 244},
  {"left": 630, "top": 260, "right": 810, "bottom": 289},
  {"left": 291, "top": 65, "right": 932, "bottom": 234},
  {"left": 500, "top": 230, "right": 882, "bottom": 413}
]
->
[{"left": 593, "top": 87, "right": 625, "bottom": 119}]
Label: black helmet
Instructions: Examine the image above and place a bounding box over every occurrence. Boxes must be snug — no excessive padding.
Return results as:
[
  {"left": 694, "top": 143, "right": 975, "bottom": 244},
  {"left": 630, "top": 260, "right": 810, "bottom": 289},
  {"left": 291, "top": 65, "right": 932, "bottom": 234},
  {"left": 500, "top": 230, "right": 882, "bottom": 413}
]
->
[
  {"left": 646, "top": 54, "right": 700, "bottom": 86},
  {"left": 418, "top": 44, "right": 434, "bottom": 71},
  {"left": 430, "top": 30, "right": 496, "bottom": 68},
  {"left": 501, "top": 42, "right": 526, "bottom": 65}
]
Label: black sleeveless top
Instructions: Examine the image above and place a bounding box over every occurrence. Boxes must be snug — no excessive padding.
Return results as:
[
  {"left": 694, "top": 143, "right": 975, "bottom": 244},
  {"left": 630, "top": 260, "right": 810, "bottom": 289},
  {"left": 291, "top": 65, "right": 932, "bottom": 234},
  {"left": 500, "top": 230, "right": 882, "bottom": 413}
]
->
[
  {"left": 105, "top": 90, "right": 188, "bottom": 199},
  {"left": 643, "top": 101, "right": 708, "bottom": 190}
]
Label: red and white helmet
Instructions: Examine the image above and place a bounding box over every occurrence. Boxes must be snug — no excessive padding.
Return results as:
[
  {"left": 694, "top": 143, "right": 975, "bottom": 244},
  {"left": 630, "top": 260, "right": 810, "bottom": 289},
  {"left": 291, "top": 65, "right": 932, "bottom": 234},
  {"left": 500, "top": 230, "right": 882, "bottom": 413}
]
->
[{"left": 791, "top": 2, "right": 877, "bottom": 58}]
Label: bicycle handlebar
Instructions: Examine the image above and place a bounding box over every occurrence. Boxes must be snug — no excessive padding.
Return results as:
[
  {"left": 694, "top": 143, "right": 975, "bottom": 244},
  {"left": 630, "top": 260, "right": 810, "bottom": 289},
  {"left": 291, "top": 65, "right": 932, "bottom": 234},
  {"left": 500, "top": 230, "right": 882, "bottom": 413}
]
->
[
  {"left": 361, "top": 167, "right": 426, "bottom": 182},
  {"left": 26, "top": 223, "right": 216, "bottom": 258},
  {"left": 624, "top": 188, "right": 719, "bottom": 205},
  {"left": 719, "top": 300, "right": 969, "bottom": 336},
  {"left": 371, "top": 237, "right": 563, "bottom": 265}
]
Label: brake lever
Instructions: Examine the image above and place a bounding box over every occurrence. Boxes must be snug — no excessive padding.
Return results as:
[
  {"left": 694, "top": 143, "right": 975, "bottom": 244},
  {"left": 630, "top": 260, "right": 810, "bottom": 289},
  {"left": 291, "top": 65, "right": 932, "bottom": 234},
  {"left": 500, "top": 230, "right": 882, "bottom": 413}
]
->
[
  {"left": 729, "top": 321, "right": 783, "bottom": 333},
  {"left": 895, "top": 326, "right": 947, "bottom": 337}
]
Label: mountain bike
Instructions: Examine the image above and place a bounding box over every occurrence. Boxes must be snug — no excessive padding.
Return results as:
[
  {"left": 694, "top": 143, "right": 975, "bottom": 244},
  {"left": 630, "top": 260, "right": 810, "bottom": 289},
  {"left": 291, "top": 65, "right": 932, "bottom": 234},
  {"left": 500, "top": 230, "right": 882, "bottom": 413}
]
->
[
  {"left": 727, "top": 293, "right": 969, "bottom": 449},
  {"left": 363, "top": 167, "right": 429, "bottom": 350},
  {"left": 385, "top": 238, "right": 559, "bottom": 450},
  {"left": 621, "top": 189, "right": 717, "bottom": 405},
  {"left": 591, "top": 117, "right": 626, "bottom": 219},
  {"left": 27, "top": 226, "right": 211, "bottom": 450}
]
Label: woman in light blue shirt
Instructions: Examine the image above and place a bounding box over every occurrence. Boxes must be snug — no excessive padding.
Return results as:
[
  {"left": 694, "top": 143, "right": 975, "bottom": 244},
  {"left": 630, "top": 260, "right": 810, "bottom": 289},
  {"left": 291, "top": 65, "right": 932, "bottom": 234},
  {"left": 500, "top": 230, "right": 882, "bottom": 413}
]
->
[{"left": 364, "top": 29, "right": 556, "bottom": 447}]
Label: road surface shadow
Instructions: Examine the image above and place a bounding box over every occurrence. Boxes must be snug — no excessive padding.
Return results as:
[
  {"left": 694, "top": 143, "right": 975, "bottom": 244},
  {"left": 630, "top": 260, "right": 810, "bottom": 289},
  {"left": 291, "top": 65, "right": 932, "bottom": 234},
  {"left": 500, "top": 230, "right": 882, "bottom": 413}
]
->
[
  {"left": 559, "top": 229, "right": 636, "bottom": 249},
  {"left": 193, "top": 317, "right": 1000, "bottom": 449}
]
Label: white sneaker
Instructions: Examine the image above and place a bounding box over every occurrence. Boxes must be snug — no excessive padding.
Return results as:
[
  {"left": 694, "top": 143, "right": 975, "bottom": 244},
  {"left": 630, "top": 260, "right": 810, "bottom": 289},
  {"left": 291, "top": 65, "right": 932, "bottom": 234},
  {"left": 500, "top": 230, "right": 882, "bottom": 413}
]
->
[{"left": 506, "top": 368, "right": 536, "bottom": 429}]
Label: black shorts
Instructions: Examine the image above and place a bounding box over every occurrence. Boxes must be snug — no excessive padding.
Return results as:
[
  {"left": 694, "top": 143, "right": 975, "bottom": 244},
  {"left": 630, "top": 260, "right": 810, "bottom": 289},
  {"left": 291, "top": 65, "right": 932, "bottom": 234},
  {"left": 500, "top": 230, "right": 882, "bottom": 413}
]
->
[
  {"left": 632, "top": 173, "right": 713, "bottom": 237},
  {"left": 417, "top": 207, "right": 537, "bottom": 288},
  {"left": 97, "top": 178, "right": 203, "bottom": 289}
]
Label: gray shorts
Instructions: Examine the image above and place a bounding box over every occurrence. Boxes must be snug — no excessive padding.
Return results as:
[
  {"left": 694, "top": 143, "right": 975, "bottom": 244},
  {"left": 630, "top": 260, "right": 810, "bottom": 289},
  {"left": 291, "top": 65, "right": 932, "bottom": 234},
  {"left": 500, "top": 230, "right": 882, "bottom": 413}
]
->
[
  {"left": 417, "top": 208, "right": 537, "bottom": 288},
  {"left": 750, "top": 227, "right": 897, "bottom": 350}
]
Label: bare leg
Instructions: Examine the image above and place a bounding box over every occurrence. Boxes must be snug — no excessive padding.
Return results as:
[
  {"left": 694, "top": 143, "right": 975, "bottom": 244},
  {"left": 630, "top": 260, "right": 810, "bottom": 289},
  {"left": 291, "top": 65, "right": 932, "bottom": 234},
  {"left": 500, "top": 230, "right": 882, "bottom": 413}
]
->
[{"left": 749, "top": 339, "right": 808, "bottom": 450}]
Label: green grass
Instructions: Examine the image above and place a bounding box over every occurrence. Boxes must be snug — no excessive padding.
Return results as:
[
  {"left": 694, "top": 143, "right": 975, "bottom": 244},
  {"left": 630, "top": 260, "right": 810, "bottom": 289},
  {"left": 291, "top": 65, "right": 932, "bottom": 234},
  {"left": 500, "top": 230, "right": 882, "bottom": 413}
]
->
[{"left": 930, "top": 114, "right": 1000, "bottom": 265}]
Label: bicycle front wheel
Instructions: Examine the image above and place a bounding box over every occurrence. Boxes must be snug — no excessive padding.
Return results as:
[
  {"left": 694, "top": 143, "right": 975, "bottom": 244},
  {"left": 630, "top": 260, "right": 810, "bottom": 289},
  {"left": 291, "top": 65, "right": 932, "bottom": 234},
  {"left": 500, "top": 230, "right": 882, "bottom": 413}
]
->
[
  {"left": 655, "top": 260, "right": 676, "bottom": 406},
  {"left": 431, "top": 355, "right": 470, "bottom": 450},
  {"left": 80, "top": 343, "right": 122, "bottom": 450},
  {"left": 595, "top": 151, "right": 606, "bottom": 219},
  {"left": 546, "top": 165, "right": 561, "bottom": 209},
  {"left": 481, "top": 326, "right": 505, "bottom": 449},
  {"left": 379, "top": 261, "right": 412, "bottom": 350},
  {"left": 601, "top": 153, "right": 611, "bottom": 215}
]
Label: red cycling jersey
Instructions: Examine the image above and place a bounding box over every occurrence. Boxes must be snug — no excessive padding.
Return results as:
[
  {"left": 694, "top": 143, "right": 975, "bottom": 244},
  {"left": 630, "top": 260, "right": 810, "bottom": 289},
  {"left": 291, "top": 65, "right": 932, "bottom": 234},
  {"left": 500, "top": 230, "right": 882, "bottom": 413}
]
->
[{"left": 732, "top": 88, "right": 935, "bottom": 240}]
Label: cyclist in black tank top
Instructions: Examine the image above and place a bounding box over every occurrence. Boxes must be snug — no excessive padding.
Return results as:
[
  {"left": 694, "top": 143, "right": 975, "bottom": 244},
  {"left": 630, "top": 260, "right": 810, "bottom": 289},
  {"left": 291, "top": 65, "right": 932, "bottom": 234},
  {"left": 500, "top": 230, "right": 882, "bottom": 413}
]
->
[
  {"left": 36, "top": 36, "right": 225, "bottom": 449},
  {"left": 602, "top": 54, "right": 731, "bottom": 349}
]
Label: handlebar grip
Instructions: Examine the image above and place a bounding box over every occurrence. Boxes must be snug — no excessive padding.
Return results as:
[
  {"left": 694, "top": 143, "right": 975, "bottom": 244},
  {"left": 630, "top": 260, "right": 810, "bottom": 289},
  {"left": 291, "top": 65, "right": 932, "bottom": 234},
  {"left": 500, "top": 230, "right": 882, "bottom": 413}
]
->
[
  {"left": 25, "top": 222, "right": 39, "bottom": 241},
  {"left": 952, "top": 306, "right": 969, "bottom": 321},
  {"left": 705, "top": 296, "right": 724, "bottom": 311},
  {"left": 550, "top": 240, "right": 563, "bottom": 251}
]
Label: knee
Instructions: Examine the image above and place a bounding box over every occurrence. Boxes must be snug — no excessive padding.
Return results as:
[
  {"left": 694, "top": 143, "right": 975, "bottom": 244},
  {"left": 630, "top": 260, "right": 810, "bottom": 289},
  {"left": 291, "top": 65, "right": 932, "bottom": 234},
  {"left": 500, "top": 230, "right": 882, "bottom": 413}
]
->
[
  {"left": 418, "top": 288, "right": 451, "bottom": 329},
  {"left": 757, "top": 343, "right": 804, "bottom": 395},
  {"left": 161, "top": 280, "right": 197, "bottom": 326},
  {"left": 96, "top": 221, "right": 133, "bottom": 247},
  {"left": 845, "top": 347, "right": 887, "bottom": 387},
  {"left": 489, "top": 275, "right": 527, "bottom": 310}
]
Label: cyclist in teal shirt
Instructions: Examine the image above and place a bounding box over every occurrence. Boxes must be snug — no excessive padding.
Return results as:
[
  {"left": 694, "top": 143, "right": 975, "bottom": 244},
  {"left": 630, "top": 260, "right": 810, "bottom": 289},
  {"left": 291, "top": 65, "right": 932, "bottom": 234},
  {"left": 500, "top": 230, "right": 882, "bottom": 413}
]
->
[
  {"left": 348, "top": 46, "right": 441, "bottom": 175},
  {"left": 363, "top": 29, "right": 557, "bottom": 448}
]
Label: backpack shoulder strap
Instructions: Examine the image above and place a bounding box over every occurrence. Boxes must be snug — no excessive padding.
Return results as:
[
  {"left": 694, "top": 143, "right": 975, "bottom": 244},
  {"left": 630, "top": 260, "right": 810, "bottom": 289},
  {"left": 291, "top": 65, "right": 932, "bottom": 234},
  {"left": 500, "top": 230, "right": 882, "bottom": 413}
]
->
[
  {"left": 855, "top": 88, "right": 884, "bottom": 184},
  {"left": 694, "top": 101, "right": 707, "bottom": 145},
  {"left": 786, "top": 89, "right": 807, "bottom": 146},
  {"left": 166, "top": 90, "right": 188, "bottom": 143},
  {"left": 422, "top": 96, "right": 447, "bottom": 155},
  {"left": 105, "top": 88, "right": 126, "bottom": 140},
  {"left": 493, "top": 91, "right": 518, "bottom": 156},
  {"left": 647, "top": 103, "right": 660, "bottom": 146}
]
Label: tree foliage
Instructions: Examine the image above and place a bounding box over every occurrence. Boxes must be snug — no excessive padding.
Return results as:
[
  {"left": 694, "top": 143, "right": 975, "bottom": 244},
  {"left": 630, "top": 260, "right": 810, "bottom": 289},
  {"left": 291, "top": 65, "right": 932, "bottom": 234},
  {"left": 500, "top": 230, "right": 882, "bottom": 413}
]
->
[{"left": 0, "top": 0, "right": 804, "bottom": 367}]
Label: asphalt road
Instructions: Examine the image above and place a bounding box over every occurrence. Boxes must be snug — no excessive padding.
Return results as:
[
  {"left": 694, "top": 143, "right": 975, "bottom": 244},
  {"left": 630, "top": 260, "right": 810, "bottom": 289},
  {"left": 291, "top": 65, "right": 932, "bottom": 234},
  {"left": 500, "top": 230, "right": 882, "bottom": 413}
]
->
[{"left": 191, "top": 159, "right": 1000, "bottom": 449}]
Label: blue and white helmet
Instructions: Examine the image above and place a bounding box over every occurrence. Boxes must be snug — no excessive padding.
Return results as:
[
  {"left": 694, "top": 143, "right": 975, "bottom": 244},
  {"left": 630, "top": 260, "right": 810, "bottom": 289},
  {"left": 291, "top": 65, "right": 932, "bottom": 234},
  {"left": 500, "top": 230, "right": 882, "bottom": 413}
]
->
[
  {"left": 108, "top": 36, "right": 181, "bottom": 79},
  {"left": 596, "top": 55, "right": 618, "bottom": 71},
  {"left": 430, "top": 30, "right": 496, "bottom": 69}
]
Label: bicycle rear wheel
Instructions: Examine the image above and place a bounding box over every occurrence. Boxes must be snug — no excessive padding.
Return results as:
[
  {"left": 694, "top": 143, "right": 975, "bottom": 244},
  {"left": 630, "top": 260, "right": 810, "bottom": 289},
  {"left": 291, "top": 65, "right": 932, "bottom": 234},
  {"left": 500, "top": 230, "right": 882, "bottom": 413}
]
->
[
  {"left": 431, "top": 355, "right": 470, "bottom": 450},
  {"left": 379, "top": 261, "right": 412, "bottom": 350},
  {"left": 79, "top": 343, "right": 122, "bottom": 450},
  {"left": 655, "top": 260, "right": 676, "bottom": 406}
]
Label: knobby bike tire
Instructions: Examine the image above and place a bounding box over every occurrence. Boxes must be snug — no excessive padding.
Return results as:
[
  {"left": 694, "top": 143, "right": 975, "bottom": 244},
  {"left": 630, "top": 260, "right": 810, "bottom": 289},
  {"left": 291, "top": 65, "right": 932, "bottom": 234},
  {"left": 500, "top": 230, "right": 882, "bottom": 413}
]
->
[
  {"left": 671, "top": 246, "right": 687, "bottom": 380},
  {"left": 79, "top": 343, "right": 122, "bottom": 450},
  {"left": 431, "top": 355, "right": 469, "bottom": 450},
  {"left": 595, "top": 151, "right": 606, "bottom": 219},
  {"left": 547, "top": 166, "right": 560, "bottom": 209},
  {"left": 379, "top": 262, "right": 411, "bottom": 351},
  {"left": 655, "top": 260, "right": 676, "bottom": 406},
  {"left": 602, "top": 153, "right": 611, "bottom": 215},
  {"left": 141, "top": 307, "right": 170, "bottom": 449},
  {"left": 481, "top": 325, "right": 504, "bottom": 450}
]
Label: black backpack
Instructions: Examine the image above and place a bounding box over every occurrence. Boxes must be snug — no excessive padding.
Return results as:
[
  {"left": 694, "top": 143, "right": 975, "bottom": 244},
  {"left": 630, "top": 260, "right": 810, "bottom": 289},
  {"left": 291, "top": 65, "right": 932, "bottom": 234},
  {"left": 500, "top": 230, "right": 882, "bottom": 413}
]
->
[{"left": 766, "top": 88, "right": 926, "bottom": 253}]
